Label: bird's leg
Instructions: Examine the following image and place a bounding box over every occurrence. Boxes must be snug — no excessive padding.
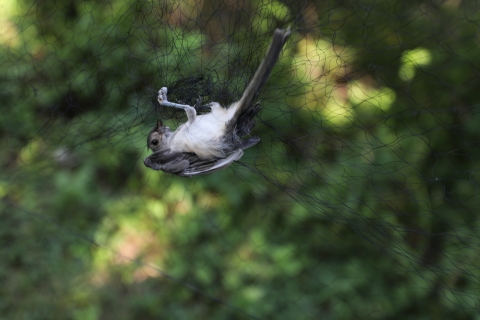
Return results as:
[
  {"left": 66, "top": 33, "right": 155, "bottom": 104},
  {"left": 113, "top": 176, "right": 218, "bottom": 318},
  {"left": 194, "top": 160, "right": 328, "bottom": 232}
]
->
[
  {"left": 193, "top": 95, "right": 212, "bottom": 113},
  {"left": 194, "top": 95, "right": 202, "bottom": 108},
  {"left": 157, "top": 87, "right": 197, "bottom": 124}
]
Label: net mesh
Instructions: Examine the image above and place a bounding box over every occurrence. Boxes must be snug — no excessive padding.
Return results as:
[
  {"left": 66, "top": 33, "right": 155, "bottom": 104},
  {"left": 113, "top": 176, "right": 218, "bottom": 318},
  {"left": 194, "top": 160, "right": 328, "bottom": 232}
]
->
[{"left": 1, "top": 0, "right": 480, "bottom": 319}]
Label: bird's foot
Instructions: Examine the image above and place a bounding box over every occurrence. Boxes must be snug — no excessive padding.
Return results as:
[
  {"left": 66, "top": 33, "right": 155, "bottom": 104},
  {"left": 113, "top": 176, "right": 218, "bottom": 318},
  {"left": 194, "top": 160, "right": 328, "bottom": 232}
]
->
[{"left": 158, "top": 87, "right": 168, "bottom": 103}]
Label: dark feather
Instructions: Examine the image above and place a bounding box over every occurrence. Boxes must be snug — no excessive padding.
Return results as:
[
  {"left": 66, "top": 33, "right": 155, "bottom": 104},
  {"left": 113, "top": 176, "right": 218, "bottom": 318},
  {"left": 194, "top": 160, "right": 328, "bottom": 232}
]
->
[{"left": 144, "top": 149, "right": 243, "bottom": 177}]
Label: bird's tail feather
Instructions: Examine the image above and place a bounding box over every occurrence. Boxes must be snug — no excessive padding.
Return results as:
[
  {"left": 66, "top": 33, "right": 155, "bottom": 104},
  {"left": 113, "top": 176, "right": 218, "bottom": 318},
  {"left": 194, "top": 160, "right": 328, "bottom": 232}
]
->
[{"left": 225, "top": 27, "right": 291, "bottom": 133}]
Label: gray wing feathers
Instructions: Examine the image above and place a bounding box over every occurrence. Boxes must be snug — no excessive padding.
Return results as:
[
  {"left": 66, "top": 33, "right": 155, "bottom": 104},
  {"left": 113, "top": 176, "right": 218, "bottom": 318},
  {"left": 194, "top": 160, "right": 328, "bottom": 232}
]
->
[
  {"left": 180, "top": 150, "right": 244, "bottom": 176},
  {"left": 144, "top": 149, "right": 244, "bottom": 177},
  {"left": 143, "top": 149, "right": 190, "bottom": 173}
]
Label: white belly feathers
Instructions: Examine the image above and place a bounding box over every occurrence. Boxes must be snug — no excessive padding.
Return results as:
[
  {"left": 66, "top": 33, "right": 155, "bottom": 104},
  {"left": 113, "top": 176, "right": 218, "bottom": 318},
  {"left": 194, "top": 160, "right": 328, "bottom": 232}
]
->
[{"left": 168, "top": 102, "right": 234, "bottom": 158}]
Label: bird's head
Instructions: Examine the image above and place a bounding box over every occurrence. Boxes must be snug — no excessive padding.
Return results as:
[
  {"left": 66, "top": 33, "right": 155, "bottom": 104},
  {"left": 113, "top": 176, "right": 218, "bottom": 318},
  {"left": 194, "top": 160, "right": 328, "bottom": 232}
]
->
[{"left": 147, "top": 119, "right": 172, "bottom": 152}]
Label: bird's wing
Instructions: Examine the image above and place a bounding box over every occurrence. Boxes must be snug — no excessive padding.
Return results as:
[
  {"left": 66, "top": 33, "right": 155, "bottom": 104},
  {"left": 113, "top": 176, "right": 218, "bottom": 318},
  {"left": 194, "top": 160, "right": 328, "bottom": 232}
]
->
[
  {"left": 143, "top": 148, "right": 190, "bottom": 174},
  {"left": 180, "top": 149, "right": 244, "bottom": 177},
  {"left": 144, "top": 149, "right": 244, "bottom": 177}
]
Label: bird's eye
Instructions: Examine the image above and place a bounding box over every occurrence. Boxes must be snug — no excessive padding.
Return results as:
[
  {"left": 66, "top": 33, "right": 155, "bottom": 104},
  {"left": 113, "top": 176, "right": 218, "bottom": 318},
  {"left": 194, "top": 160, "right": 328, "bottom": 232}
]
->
[{"left": 151, "top": 139, "right": 159, "bottom": 146}]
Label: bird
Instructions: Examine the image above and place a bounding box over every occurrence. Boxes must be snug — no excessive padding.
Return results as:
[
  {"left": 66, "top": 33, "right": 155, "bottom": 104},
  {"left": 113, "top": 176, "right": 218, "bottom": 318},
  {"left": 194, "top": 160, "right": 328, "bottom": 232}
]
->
[{"left": 144, "top": 27, "right": 291, "bottom": 177}]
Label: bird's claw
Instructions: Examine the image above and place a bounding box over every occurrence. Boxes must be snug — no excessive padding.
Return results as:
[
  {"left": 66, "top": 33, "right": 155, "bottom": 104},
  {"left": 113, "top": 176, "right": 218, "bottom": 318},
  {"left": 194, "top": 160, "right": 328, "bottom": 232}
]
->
[{"left": 158, "top": 87, "right": 168, "bottom": 103}]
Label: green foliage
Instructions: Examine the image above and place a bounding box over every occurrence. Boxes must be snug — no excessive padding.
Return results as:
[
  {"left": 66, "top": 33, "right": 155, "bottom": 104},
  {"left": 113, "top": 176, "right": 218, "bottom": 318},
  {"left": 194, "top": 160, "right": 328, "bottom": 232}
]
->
[{"left": 1, "top": 0, "right": 480, "bottom": 319}]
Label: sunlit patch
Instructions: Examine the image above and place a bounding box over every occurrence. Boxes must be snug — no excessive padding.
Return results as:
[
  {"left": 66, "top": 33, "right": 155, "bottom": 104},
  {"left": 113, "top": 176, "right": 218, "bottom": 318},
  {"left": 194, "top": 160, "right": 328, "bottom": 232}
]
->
[
  {"left": 399, "top": 48, "right": 432, "bottom": 81},
  {"left": 253, "top": 0, "right": 291, "bottom": 33},
  {"left": 349, "top": 81, "right": 397, "bottom": 112},
  {"left": 92, "top": 198, "right": 171, "bottom": 284},
  {"left": 0, "top": 1, "right": 19, "bottom": 47},
  {"left": 292, "top": 35, "right": 357, "bottom": 126},
  {"left": 18, "top": 137, "right": 46, "bottom": 166},
  {"left": 92, "top": 227, "right": 167, "bottom": 283}
]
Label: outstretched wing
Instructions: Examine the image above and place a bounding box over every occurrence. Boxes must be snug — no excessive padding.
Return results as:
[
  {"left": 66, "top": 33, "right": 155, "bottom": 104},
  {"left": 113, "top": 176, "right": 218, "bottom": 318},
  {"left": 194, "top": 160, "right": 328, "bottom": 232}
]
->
[
  {"left": 143, "top": 149, "right": 191, "bottom": 174},
  {"left": 181, "top": 149, "right": 244, "bottom": 177},
  {"left": 144, "top": 149, "right": 244, "bottom": 177}
]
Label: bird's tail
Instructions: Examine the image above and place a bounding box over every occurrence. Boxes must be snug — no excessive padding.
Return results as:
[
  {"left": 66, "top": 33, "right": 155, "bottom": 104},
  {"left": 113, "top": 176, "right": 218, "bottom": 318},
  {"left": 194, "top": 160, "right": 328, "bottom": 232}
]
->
[{"left": 225, "top": 27, "right": 291, "bottom": 133}]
